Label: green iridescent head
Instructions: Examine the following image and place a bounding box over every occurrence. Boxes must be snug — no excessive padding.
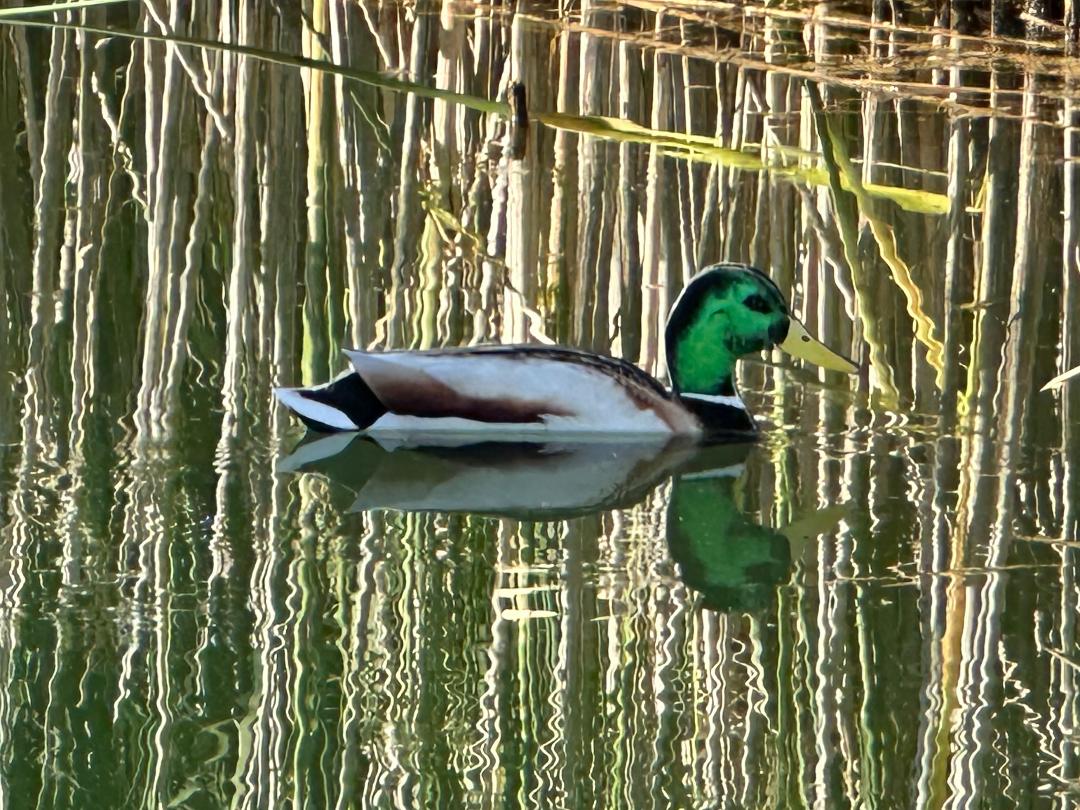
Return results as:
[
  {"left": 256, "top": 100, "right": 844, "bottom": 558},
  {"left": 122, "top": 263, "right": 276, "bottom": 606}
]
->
[{"left": 664, "top": 263, "right": 856, "bottom": 397}]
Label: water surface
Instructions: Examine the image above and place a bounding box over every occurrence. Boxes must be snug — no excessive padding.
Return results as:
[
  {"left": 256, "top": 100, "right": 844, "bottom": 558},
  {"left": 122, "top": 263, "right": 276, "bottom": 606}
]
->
[{"left": 0, "top": 1, "right": 1078, "bottom": 807}]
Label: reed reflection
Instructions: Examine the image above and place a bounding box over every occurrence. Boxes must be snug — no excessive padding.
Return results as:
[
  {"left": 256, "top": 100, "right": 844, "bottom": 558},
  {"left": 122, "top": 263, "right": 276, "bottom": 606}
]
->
[{"left": 280, "top": 435, "right": 842, "bottom": 613}]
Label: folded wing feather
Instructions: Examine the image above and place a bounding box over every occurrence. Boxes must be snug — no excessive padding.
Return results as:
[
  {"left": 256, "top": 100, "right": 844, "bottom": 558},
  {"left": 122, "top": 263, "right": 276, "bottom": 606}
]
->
[{"left": 345, "top": 347, "right": 698, "bottom": 435}]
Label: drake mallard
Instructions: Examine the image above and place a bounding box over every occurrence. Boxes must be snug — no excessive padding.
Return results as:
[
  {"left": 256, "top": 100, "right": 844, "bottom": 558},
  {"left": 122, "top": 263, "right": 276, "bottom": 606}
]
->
[{"left": 274, "top": 262, "right": 857, "bottom": 440}]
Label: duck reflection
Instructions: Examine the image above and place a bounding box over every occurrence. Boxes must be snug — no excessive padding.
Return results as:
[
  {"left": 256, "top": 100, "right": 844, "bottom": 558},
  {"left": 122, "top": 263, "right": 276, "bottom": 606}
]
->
[{"left": 279, "top": 435, "right": 841, "bottom": 612}]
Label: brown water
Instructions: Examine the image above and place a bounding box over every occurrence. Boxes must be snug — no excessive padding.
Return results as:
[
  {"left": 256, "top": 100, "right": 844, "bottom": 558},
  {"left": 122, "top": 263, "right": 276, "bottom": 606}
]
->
[{"left": 1, "top": 0, "right": 1079, "bottom": 807}]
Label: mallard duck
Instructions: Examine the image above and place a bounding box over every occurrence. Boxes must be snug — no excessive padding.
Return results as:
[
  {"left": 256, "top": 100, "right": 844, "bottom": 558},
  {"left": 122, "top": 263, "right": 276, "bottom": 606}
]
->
[{"left": 274, "top": 262, "right": 857, "bottom": 440}]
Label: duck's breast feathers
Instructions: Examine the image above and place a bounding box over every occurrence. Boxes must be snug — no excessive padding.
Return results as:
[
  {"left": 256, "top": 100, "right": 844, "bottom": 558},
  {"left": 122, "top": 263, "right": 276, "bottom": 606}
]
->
[{"left": 344, "top": 345, "right": 699, "bottom": 435}]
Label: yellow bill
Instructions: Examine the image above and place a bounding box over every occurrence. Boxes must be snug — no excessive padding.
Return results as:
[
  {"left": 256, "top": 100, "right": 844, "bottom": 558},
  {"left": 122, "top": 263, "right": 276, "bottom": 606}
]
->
[{"left": 780, "top": 317, "right": 858, "bottom": 374}]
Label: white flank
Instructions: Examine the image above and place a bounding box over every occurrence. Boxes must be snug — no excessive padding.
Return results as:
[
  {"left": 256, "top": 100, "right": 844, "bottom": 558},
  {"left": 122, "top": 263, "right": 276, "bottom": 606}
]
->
[
  {"left": 346, "top": 350, "right": 696, "bottom": 435},
  {"left": 679, "top": 392, "right": 748, "bottom": 411},
  {"left": 364, "top": 414, "right": 674, "bottom": 442},
  {"left": 274, "top": 387, "right": 358, "bottom": 431}
]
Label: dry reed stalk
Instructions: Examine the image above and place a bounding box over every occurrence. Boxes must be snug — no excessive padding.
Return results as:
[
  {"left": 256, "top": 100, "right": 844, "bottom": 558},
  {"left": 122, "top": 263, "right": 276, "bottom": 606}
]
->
[
  {"left": 640, "top": 12, "right": 674, "bottom": 378},
  {"left": 329, "top": 2, "right": 373, "bottom": 350},
  {"left": 300, "top": 0, "right": 333, "bottom": 379},
  {"left": 616, "top": 27, "right": 643, "bottom": 361},
  {"left": 569, "top": 1, "right": 612, "bottom": 350},
  {"left": 544, "top": 23, "right": 579, "bottom": 345},
  {"left": 23, "top": 25, "right": 73, "bottom": 455},
  {"left": 0, "top": 37, "right": 32, "bottom": 458},
  {"left": 502, "top": 12, "right": 542, "bottom": 344}
]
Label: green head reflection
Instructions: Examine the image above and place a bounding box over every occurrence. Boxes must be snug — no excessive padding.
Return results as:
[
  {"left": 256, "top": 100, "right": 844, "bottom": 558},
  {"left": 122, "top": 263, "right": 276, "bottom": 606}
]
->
[{"left": 666, "top": 471, "right": 790, "bottom": 612}]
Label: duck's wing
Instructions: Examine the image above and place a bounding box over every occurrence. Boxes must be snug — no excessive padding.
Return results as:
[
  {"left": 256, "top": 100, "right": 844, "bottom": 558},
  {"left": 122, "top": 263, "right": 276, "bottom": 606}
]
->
[{"left": 343, "top": 345, "right": 699, "bottom": 436}]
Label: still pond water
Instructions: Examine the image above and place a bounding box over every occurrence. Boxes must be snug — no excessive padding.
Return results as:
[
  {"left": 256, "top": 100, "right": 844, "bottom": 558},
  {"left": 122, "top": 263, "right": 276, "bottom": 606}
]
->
[{"left": 2, "top": 0, "right": 1080, "bottom": 807}]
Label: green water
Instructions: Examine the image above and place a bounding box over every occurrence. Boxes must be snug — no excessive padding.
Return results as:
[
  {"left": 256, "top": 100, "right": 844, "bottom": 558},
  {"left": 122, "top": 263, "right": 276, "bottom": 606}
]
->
[{"left": 1, "top": 1, "right": 1079, "bottom": 807}]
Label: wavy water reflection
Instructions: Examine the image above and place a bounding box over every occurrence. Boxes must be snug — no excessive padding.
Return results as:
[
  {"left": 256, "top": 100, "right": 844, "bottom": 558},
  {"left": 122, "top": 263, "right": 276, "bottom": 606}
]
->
[
  {"left": 280, "top": 436, "right": 815, "bottom": 611},
  {"left": 1, "top": 0, "right": 1080, "bottom": 806}
]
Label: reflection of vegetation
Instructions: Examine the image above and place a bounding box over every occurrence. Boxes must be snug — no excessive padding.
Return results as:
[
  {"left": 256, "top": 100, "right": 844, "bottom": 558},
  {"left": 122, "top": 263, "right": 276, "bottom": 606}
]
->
[
  {"left": 0, "top": 0, "right": 125, "bottom": 18},
  {"left": 1042, "top": 361, "right": 1080, "bottom": 391},
  {"left": 0, "top": 1, "right": 1078, "bottom": 807},
  {"left": 279, "top": 433, "right": 699, "bottom": 518},
  {"left": 282, "top": 436, "right": 823, "bottom": 613},
  {"left": 808, "top": 83, "right": 946, "bottom": 393},
  {"left": 5, "top": 14, "right": 950, "bottom": 214}
]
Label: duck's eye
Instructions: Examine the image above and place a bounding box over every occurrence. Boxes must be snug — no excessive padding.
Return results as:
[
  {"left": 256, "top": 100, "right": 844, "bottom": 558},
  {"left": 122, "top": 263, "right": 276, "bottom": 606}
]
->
[{"left": 742, "top": 294, "right": 770, "bottom": 314}]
